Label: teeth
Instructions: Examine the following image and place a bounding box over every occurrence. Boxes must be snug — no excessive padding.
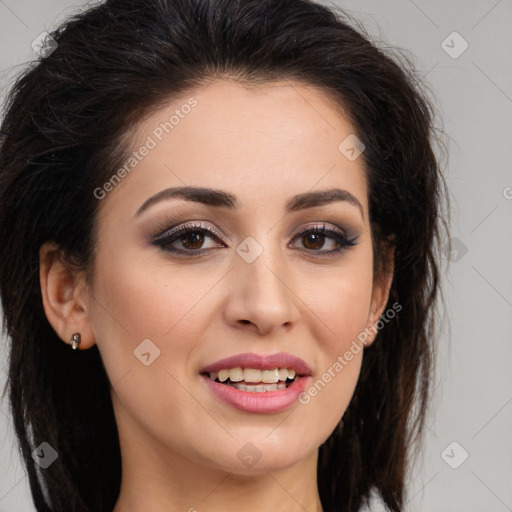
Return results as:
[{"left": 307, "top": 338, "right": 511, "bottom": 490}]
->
[
  {"left": 207, "top": 367, "right": 299, "bottom": 383},
  {"left": 278, "top": 368, "right": 288, "bottom": 381},
  {"left": 218, "top": 369, "right": 230, "bottom": 382},
  {"left": 261, "top": 369, "right": 279, "bottom": 383},
  {"left": 227, "top": 381, "right": 287, "bottom": 392},
  {"left": 229, "top": 367, "right": 244, "bottom": 382},
  {"left": 244, "top": 368, "right": 261, "bottom": 382}
]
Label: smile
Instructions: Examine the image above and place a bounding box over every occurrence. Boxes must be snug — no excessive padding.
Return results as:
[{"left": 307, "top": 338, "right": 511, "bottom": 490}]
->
[{"left": 205, "top": 367, "right": 300, "bottom": 392}]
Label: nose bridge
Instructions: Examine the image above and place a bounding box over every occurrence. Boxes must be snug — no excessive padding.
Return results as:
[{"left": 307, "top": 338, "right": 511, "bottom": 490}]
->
[
  {"left": 237, "top": 233, "right": 288, "bottom": 298},
  {"left": 226, "top": 232, "right": 300, "bottom": 333}
]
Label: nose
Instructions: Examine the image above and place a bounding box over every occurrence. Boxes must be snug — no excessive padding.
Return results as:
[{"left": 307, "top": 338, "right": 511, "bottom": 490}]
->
[{"left": 223, "top": 243, "right": 300, "bottom": 336}]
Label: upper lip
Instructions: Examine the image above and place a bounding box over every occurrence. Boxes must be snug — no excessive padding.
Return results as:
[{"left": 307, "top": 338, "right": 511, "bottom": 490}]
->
[{"left": 201, "top": 352, "right": 312, "bottom": 376}]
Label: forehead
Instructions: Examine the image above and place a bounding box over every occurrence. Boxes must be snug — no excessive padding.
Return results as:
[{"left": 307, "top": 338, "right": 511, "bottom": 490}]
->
[{"left": 99, "top": 79, "right": 368, "bottom": 218}]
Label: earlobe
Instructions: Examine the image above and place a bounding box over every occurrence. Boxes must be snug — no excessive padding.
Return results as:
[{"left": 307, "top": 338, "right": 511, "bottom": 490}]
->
[{"left": 39, "top": 241, "right": 95, "bottom": 350}]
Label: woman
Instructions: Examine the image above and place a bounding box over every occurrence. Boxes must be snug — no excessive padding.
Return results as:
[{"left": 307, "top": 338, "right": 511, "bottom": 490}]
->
[{"left": 0, "top": 0, "right": 449, "bottom": 511}]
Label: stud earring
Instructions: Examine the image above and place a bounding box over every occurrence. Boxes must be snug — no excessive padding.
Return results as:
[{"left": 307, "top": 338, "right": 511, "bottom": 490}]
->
[{"left": 70, "top": 332, "right": 81, "bottom": 350}]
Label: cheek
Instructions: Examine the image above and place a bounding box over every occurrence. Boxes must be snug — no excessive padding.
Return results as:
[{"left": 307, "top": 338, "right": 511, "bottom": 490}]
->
[
  {"left": 296, "top": 260, "right": 373, "bottom": 430},
  {"left": 306, "top": 263, "right": 374, "bottom": 355},
  {"left": 297, "top": 281, "right": 368, "bottom": 444},
  {"left": 88, "top": 245, "right": 229, "bottom": 396},
  {"left": 90, "top": 244, "right": 218, "bottom": 341},
  {"left": 87, "top": 251, "right": 220, "bottom": 450}
]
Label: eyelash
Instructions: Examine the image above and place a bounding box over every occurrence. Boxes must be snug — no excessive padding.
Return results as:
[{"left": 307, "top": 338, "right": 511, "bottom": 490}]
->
[{"left": 152, "top": 221, "right": 358, "bottom": 257}]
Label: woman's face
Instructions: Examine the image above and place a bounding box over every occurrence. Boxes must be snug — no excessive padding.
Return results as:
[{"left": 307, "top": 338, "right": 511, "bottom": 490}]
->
[{"left": 86, "top": 79, "right": 391, "bottom": 474}]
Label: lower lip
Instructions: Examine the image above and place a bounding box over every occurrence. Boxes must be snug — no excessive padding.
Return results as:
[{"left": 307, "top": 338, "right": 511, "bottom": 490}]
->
[{"left": 201, "top": 374, "right": 311, "bottom": 414}]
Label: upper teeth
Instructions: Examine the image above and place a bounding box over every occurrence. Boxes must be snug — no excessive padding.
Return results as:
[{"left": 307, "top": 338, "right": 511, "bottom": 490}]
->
[{"left": 209, "top": 368, "right": 297, "bottom": 383}]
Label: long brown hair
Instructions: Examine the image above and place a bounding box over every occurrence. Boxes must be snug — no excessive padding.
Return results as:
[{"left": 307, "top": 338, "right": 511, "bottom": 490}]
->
[{"left": 0, "top": 1, "right": 449, "bottom": 510}]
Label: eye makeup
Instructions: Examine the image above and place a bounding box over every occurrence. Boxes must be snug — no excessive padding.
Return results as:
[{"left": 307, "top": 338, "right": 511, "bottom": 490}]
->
[{"left": 150, "top": 219, "right": 359, "bottom": 258}]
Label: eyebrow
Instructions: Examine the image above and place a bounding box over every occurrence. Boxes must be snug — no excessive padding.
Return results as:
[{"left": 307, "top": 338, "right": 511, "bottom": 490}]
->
[{"left": 135, "top": 186, "right": 364, "bottom": 218}]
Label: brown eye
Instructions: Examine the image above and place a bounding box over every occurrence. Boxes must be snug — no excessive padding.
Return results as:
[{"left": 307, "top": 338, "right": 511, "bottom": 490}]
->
[
  {"left": 179, "top": 231, "right": 206, "bottom": 250},
  {"left": 291, "top": 224, "right": 358, "bottom": 255},
  {"left": 152, "top": 222, "right": 225, "bottom": 255},
  {"left": 301, "top": 231, "right": 327, "bottom": 250}
]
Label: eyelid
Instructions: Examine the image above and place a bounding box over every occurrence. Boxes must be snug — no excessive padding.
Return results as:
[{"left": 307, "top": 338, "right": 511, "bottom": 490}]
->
[
  {"left": 151, "top": 219, "right": 359, "bottom": 256},
  {"left": 152, "top": 220, "right": 351, "bottom": 243},
  {"left": 294, "top": 222, "right": 346, "bottom": 238},
  {"left": 153, "top": 220, "right": 224, "bottom": 243}
]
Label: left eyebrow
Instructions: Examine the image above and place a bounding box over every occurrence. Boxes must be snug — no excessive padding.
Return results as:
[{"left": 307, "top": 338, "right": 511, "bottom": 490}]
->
[
  {"left": 135, "top": 186, "right": 364, "bottom": 219},
  {"left": 286, "top": 188, "right": 364, "bottom": 218}
]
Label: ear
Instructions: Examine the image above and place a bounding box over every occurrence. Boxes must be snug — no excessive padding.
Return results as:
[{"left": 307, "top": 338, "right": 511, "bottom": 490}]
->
[
  {"left": 39, "top": 241, "right": 96, "bottom": 350},
  {"left": 365, "top": 241, "right": 395, "bottom": 347}
]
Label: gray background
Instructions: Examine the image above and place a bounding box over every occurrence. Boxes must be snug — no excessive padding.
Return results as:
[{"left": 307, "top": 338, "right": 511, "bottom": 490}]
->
[{"left": 1, "top": 0, "right": 511, "bottom": 510}]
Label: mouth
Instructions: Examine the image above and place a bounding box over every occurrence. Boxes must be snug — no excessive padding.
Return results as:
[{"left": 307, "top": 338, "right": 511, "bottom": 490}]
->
[
  {"left": 201, "top": 367, "right": 302, "bottom": 393},
  {"left": 199, "top": 352, "right": 312, "bottom": 396}
]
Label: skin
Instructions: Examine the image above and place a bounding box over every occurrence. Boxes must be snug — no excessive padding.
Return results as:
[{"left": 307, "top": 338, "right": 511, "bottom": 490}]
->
[{"left": 40, "top": 79, "right": 394, "bottom": 512}]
